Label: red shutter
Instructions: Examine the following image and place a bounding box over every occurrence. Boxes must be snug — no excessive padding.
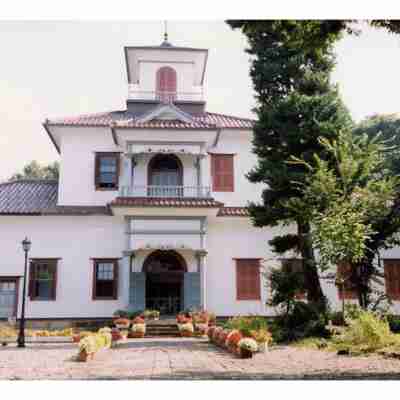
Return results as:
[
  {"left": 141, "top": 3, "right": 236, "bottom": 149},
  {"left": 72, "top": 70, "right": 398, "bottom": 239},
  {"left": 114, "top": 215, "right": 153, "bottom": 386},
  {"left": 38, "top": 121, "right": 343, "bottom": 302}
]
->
[
  {"left": 211, "top": 154, "right": 234, "bottom": 192},
  {"left": 384, "top": 260, "right": 400, "bottom": 300},
  {"left": 236, "top": 259, "right": 261, "bottom": 300},
  {"left": 156, "top": 67, "right": 177, "bottom": 102},
  {"left": 337, "top": 262, "right": 357, "bottom": 300}
]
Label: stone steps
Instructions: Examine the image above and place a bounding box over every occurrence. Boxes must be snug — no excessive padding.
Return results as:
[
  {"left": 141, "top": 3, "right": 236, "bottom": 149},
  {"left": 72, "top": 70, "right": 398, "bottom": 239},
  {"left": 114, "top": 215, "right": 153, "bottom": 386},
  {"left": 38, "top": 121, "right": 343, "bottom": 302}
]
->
[{"left": 146, "top": 323, "right": 180, "bottom": 337}]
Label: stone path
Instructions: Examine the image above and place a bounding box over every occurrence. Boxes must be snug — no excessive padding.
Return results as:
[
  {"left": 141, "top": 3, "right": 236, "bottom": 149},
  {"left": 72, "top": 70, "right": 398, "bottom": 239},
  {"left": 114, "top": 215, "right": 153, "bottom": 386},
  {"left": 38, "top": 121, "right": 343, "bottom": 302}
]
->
[{"left": 1, "top": 338, "right": 400, "bottom": 380}]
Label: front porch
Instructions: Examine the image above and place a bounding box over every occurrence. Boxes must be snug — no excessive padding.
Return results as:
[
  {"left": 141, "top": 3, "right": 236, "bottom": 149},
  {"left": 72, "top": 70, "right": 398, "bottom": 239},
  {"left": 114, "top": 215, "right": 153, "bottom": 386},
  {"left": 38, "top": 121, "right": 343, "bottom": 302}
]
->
[{"left": 121, "top": 216, "right": 208, "bottom": 315}]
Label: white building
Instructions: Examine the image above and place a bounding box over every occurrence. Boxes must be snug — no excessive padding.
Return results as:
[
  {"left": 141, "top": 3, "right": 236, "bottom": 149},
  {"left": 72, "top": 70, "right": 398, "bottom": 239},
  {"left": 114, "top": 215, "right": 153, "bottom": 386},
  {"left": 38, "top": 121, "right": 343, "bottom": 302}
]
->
[{"left": 1, "top": 36, "right": 399, "bottom": 323}]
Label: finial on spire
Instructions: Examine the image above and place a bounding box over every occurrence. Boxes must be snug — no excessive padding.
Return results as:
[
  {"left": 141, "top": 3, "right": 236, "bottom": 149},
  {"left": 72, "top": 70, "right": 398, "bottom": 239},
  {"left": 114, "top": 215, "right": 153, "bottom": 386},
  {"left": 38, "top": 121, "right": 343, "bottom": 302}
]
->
[{"left": 161, "top": 20, "right": 172, "bottom": 47}]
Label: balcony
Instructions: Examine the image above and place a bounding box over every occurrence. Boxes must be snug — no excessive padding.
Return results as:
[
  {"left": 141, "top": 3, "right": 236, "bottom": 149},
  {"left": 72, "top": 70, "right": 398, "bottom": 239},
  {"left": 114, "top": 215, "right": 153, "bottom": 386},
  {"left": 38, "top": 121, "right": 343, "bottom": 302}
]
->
[
  {"left": 128, "top": 87, "right": 204, "bottom": 103},
  {"left": 119, "top": 185, "right": 211, "bottom": 198}
]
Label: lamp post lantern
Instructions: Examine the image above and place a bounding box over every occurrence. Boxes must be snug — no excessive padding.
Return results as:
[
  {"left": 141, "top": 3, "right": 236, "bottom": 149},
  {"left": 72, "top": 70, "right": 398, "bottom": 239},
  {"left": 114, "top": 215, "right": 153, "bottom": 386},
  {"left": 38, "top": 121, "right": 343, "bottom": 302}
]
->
[{"left": 17, "top": 237, "right": 31, "bottom": 348}]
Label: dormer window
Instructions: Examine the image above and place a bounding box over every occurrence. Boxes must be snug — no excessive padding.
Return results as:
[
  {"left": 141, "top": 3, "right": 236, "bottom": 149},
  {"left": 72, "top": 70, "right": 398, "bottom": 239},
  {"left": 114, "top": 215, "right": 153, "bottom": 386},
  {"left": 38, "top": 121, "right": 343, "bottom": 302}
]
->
[
  {"left": 95, "top": 152, "right": 120, "bottom": 190},
  {"left": 156, "top": 66, "right": 177, "bottom": 103}
]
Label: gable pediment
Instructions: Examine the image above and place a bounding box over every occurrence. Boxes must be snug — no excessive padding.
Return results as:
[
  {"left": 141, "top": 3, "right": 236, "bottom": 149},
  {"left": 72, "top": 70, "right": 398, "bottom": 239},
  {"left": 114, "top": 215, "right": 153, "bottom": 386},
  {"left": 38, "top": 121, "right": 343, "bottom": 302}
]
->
[{"left": 136, "top": 103, "right": 194, "bottom": 124}]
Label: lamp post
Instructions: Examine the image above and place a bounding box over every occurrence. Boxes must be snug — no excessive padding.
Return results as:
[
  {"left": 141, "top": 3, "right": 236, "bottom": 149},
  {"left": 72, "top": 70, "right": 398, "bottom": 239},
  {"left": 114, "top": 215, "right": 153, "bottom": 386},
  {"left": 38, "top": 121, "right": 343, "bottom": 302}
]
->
[{"left": 17, "top": 237, "right": 31, "bottom": 348}]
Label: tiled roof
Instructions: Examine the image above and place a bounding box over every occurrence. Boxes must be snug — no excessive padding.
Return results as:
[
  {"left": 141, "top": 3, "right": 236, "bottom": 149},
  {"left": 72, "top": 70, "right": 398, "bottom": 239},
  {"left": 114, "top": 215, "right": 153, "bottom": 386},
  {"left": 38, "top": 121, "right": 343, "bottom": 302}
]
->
[
  {"left": 0, "top": 180, "right": 110, "bottom": 215},
  {"left": 110, "top": 197, "right": 224, "bottom": 208},
  {"left": 45, "top": 111, "right": 254, "bottom": 130},
  {"left": 217, "top": 207, "right": 250, "bottom": 217},
  {"left": 0, "top": 180, "right": 58, "bottom": 214}
]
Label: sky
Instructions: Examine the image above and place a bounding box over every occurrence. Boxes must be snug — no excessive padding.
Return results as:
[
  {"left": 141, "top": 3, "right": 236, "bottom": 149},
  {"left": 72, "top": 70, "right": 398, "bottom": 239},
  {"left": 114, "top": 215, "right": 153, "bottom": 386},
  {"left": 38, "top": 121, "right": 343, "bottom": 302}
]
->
[{"left": 1, "top": 20, "right": 400, "bottom": 181}]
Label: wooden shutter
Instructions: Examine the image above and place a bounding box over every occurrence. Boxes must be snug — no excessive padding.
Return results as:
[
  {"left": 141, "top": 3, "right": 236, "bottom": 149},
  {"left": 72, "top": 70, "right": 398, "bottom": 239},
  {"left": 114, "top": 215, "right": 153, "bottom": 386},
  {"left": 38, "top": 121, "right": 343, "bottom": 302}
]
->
[
  {"left": 384, "top": 259, "right": 400, "bottom": 300},
  {"left": 337, "top": 262, "right": 357, "bottom": 300},
  {"left": 156, "top": 67, "right": 177, "bottom": 102},
  {"left": 211, "top": 154, "right": 234, "bottom": 192},
  {"left": 235, "top": 259, "right": 261, "bottom": 300}
]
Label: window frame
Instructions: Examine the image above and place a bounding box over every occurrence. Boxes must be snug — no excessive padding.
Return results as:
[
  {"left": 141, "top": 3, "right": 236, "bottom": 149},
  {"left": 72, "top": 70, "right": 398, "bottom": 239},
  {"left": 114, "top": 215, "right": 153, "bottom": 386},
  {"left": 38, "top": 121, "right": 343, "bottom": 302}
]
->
[
  {"left": 94, "top": 152, "right": 120, "bottom": 191},
  {"left": 234, "top": 258, "right": 261, "bottom": 301},
  {"left": 0, "top": 277, "right": 20, "bottom": 316},
  {"left": 29, "top": 258, "right": 59, "bottom": 301},
  {"left": 210, "top": 153, "right": 235, "bottom": 192},
  {"left": 92, "top": 259, "right": 119, "bottom": 300}
]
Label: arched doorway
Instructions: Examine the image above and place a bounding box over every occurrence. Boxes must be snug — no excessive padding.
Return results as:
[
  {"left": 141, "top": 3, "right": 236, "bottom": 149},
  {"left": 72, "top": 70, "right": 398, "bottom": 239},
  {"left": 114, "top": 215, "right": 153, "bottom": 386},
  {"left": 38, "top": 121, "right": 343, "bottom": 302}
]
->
[
  {"left": 148, "top": 154, "right": 183, "bottom": 197},
  {"left": 143, "top": 250, "right": 186, "bottom": 315}
]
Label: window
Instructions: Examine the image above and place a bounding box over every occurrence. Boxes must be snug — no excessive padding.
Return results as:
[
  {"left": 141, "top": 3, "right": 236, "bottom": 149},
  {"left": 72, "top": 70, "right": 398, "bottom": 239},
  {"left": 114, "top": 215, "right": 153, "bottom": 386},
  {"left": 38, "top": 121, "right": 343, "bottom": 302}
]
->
[
  {"left": 384, "top": 259, "right": 400, "bottom": 300},
  {"left": 281, "top": 258, "right": 306, "bottom": 299},
  {"left": 95, "top": 153, "right": 120, "bottom": 190},
  {"left": 235, "top": 258, "right": 261, "bottom": 300},
  {"left": 29, "top": 259, "right": 58, "bottom": 300},
  {"left": 337, "top": 262, "right": 357, "bottom": 300},
  {"left": 210, "top": 154, "right": 234, "bottom": 192},
  {"left": 156, "top": 66, "right": 177, "bottom": 103},
  {"left": 92, "top": 259, "right": 118, "bottom": 300}
]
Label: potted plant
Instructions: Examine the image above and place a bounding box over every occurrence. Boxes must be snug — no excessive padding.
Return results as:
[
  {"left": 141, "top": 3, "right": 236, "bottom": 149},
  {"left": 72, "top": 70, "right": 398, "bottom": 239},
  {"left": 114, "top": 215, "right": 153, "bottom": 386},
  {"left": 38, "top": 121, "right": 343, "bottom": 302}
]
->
[
  {"left": 208, "top": 312, "right": 216, "bottom": 326},
  {"left": 212, "top": 327, "right": 223, "bottom": 344},
  {"left": 225, "top": 330, "right": 243, "bottom": 353},
  {"left": 111, "top": 328, "right": 122, "bottom": 341},
  {"left": 144, "top": 309, "right": 160, "bottom": 321},
  {"left": 207, "top": 325, "right": 216, "bottom": 340},
  {"left": 114, "top": 317, "right": 130, "bottom": 329},
  {"left": 78, "top": 335, "right": 96, "bottom": 362},
  {"left": 129, "top": 323, "right": 146, "bottom": 338},
  {"left": 195, "top": 323, "right": 208, "bottom": 336},
  {"left": 238, "top": 338, "right": 258, "bottom": 359},
  {"left": 251, "top": 329, "right": 272, "bottom": 353},
  {"left": 132, "top": 316, "right": 145, "bottom": 325},
  {"left": 179, "top": 322, "right": 194, "bottom": 337}
]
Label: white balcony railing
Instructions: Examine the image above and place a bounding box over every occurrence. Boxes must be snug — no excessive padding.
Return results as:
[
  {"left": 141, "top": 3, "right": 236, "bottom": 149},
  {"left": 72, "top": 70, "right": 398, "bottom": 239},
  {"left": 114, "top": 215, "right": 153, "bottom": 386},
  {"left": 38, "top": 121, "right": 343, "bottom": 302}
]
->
[
  {"left": 119, "top": 185, "right": 211, "bottom": 198},
  {"left": 128, "top": 87, "right": 204, "bottom": 103}
]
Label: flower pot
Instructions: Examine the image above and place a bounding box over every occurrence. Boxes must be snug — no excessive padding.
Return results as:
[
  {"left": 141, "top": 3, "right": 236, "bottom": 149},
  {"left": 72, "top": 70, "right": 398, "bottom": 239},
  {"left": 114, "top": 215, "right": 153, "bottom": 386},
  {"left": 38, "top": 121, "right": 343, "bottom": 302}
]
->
[
  {"left": 129, "top": 331, "right": 145, "bottom": 338},
  {"left": 181, "top": 331, "right": 193, "bottom": 337},
  {"left": 258, "top": 342, "right": 268, "bottom": 353},
  {"left": 239, "top": 348, "right": 253, "bottom": 359},
  {"left": 78, "top": 349, "right": 93, "bottom": 362},
  {"left": 73, "top": 334, "right": 81, "bottom": 343}
]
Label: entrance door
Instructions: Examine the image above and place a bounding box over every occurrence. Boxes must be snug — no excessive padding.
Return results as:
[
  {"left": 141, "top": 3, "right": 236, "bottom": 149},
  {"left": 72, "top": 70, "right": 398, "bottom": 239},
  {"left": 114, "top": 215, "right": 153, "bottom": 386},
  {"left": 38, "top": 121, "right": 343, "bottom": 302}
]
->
[
  {"left": 0, "top": 279, "right": 18, "bottom": 318},
  {"left": 143, "top": 250, "right": 186, "bottom": 315}
]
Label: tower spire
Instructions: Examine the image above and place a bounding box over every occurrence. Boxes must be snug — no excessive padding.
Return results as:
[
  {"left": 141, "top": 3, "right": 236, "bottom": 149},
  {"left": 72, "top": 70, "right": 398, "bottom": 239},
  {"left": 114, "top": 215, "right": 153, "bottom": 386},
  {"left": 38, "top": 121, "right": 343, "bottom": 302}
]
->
[{"left": 161, "top": 20, "right": 172, "bottom": 47}]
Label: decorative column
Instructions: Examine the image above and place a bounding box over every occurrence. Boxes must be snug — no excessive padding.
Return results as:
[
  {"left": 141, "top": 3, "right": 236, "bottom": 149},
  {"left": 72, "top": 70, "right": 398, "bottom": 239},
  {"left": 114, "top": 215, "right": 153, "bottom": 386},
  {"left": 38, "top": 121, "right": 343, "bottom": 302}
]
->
[
  {"left": 122, "top": 250, "right": 134, "bottom": 308},
  {"left": 194, "top": 155, "right": 202, "bottom": 197},
  {"left": 195, "top": 250, "right": 208, "bottom": 310},
  {"left": 120, "top": 154, "right": 133, "bottom": 196}
]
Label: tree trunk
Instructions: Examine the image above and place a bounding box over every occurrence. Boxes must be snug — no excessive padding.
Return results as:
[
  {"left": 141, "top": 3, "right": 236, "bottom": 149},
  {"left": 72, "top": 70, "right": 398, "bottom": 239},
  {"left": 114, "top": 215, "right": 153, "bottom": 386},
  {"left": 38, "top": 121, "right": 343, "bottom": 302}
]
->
[{"left": 298, "top": 222, "right": 326, "bottom": 312}]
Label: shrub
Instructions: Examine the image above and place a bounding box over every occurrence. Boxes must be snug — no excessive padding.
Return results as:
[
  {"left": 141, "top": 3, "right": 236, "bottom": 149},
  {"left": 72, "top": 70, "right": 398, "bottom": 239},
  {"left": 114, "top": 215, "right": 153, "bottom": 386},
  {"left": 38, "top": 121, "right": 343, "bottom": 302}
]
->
[
  {"left": 332, "top": 310, "right": 400, "bottom": 354},
  {"left": 179, "top": 323, "right": 194, "bottom": 333},
  {"left": 225, "top": 330, "right": 242, "bottom": 348},
  {"left": 133, "top": 316, "right": 145, "bottom": 324},
  {"left": 270, "top": 302, "right": 329, "bottom": 343},
  {"left": 131, "top": 323, "right": 146, "bottom": 333},
  {"left": 251, "top": 329, "right": 272, "bottom": 345},
  {"left": 238, "top": 338, "right": 258, "bottom": 352},
  {"left": 225, "top": 316, "right": 268, "bottom": 337},
  {"left": 78, "top": 329, "right": 112, "bottom": 356}
]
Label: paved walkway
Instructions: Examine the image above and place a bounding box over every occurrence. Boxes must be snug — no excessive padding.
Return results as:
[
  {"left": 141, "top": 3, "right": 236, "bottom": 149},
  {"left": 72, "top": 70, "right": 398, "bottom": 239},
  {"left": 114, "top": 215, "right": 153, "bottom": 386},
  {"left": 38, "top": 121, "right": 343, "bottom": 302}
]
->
[{"left": 1, "top": 338, "right": 400, "bottom": 380}]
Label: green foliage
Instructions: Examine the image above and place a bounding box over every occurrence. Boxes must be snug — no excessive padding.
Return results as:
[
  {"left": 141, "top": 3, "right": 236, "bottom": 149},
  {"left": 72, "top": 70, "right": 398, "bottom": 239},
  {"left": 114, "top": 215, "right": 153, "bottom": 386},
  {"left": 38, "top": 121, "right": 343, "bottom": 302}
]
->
[
  {"left": 79, "top": 329, "right": 112, "bottom": 354},
  {"left": 227, "top": 20, "right": 353, "bottom": 307},
  {"left": 268, "top": 267, "right": 305, "bottom": 314},
  {"left": 224, "top": 316, "right": 268, "bottom": 337},
  {"left": 10, "top": 160, "right": 59, "bottom": 181},
  {"left": 270, "top": 302, "right": 329, "bottom": 343},
  {"left": 353, "top": 114, "right": 400, "bottom": 176},
  {"left": 294, "top": 131, "right": 399, "bottom": 271},
  {"left": 332, "top": 310, "right": 400, "bottom": 354}
]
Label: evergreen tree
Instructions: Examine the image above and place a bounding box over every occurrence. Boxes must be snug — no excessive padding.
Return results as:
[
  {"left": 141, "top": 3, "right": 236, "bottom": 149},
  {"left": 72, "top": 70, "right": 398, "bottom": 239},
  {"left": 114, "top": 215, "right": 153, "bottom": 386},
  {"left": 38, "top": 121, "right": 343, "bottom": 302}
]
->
[{"left": 228, "top": 21, "right": 353, "bottom": 310}]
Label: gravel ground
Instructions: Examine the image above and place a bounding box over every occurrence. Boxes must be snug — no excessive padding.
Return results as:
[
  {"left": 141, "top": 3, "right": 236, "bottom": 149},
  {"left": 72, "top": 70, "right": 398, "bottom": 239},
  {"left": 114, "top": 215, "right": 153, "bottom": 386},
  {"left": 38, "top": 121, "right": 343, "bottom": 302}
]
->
[{"left": 1, "top": 338, "right": 400, "bottom": 380}]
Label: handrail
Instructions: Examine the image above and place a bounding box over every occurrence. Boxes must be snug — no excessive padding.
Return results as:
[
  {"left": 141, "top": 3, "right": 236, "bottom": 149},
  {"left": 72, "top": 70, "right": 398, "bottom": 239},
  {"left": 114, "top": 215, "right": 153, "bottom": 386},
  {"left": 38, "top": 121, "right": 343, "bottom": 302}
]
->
[{"left": 119, "top": 185, "right": 211, "bottom": 198}]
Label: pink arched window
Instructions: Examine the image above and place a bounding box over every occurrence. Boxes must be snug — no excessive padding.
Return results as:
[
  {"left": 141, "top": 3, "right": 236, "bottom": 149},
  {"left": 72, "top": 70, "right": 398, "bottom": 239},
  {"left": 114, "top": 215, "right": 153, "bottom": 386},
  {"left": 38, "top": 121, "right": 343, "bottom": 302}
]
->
[{"left": 156, "top": 66, "right": 177, "bottom": 103}]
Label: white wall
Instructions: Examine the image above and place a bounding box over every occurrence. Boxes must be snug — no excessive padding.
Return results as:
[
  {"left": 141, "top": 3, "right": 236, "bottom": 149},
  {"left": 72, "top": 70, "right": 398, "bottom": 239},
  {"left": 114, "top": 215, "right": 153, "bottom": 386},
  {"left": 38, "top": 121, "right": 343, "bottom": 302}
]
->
[
  {"left": 57, "top": 126, "right": 123, "bottom": 206},
  {"left": 0, "top": 216, "right": 126, "bottom": 319}
]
